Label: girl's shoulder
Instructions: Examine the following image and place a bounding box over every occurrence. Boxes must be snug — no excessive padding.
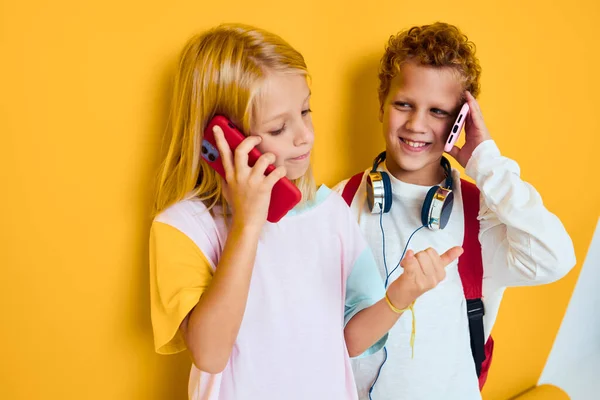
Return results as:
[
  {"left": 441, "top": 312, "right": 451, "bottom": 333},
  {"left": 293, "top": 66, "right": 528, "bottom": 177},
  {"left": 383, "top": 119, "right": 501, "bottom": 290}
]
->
[
  {"left": 153, "top": 198, "right": 227, "bottom": 255},
  {"left": 286, "top": 184, "right": 356, "bottom": 227},
  {"left": 154, "top": 197, "right": 212, "bottom": 226}
]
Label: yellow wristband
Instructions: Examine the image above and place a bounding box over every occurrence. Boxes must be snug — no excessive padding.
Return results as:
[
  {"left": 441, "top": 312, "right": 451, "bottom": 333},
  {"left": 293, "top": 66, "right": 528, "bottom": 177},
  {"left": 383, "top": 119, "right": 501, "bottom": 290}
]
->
[
  {"left": 385, "top": 293, "right": 413, "bottom": 313},
  {"left": 384, "top": 293, "right": 417, "bottom": 359}
]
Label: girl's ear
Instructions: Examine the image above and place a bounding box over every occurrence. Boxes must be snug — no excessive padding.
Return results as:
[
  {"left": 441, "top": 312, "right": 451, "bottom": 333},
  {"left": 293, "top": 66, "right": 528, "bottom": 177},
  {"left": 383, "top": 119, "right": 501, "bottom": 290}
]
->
[{"left": 378, "top": 107, "right": 384, "bottom": 122}]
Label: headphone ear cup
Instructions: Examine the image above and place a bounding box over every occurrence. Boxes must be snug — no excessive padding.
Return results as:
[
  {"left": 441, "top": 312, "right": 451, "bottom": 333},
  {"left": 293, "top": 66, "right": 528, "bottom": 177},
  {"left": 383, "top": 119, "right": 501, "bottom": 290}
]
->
[
  {"left": 422, "top": 186, "right": 455, "bottom": 229},
  {"left": 366, "top": 171, "right": 393, "bottom": 214},
  {"left": 421, "top": 186, "right": 439, "bottom": 227},
  {"left": 439, "top": 191, "right": 454, "bottom": 229},
  {"left": 380, "top": 172, "right": 392, "bottom": 213},
  {"left": 366, "top": 172, "right": 378, "bottom": 213}
]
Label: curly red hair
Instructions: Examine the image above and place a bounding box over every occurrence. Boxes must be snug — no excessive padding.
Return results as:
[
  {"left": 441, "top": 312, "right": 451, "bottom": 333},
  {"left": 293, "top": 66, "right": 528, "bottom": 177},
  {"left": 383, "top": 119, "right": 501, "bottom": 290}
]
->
[{"left": 378, "top": 22, "right": 482, "bottom": 108}]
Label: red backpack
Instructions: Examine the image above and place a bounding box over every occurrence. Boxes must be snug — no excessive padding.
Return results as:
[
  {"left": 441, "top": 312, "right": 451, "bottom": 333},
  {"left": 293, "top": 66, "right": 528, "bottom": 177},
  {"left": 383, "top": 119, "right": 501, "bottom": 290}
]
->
[{"left": 341, "top": 172, "right": 494, "bottom": 390}]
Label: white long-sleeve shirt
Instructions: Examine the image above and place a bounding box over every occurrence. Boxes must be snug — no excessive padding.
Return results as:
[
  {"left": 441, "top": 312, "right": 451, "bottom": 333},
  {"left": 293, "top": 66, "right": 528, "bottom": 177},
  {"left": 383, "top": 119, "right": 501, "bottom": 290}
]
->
[{"left": 334, "top": 140, "right": 576, "bottom": 400}]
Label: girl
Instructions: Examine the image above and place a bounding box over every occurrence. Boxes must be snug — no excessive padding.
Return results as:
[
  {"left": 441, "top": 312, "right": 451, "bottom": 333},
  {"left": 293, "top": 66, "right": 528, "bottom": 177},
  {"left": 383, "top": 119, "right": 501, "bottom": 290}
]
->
[{"left": 149, "top": 23, "right": 462, "bottom": 400}]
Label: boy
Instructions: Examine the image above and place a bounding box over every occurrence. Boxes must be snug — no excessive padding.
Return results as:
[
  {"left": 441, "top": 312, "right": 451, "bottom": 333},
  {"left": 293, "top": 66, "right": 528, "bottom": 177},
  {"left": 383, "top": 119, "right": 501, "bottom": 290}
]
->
[{"left": 335, "top": 22, "right": 576, "bottom": 399}]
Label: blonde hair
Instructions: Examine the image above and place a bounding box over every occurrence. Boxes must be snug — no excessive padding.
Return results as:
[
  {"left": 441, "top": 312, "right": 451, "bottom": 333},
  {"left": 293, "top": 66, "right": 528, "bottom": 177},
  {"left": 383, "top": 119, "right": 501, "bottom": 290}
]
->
[{"left": 153, "top": 23, "right": 316, "bottom": 216}]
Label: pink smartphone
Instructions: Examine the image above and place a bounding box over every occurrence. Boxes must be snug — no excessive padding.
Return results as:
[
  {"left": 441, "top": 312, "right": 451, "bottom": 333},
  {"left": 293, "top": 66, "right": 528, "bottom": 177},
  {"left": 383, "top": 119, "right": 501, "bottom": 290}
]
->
[
  {"left": 201, "top": 115, "right": 302, "bottom": 223},
  {"left": 444, "top": 103, "right": 470, "bottom": 152}
]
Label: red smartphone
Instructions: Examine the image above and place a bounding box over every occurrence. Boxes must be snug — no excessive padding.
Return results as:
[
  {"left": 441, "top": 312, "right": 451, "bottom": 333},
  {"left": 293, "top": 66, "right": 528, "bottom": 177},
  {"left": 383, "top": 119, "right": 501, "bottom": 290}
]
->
[{"left": 202, "top": 115, "right": 302, "bottom": 223}]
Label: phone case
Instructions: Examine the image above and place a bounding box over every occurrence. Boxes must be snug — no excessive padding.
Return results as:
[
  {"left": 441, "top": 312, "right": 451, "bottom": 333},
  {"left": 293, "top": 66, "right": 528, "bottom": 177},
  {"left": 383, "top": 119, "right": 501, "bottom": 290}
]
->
[
  {"left": 202, "top": 115, "right": 302, "bottom": 223},
  {"left": 444, "top": 103, "right": 470, "bottom": 152}
]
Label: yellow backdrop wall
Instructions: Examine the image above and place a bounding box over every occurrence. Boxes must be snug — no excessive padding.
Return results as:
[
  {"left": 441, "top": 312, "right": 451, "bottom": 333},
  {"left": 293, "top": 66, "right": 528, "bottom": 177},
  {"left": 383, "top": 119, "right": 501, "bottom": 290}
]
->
[{"left": 2, "top": 0, "right": 598, "bottom": 399}]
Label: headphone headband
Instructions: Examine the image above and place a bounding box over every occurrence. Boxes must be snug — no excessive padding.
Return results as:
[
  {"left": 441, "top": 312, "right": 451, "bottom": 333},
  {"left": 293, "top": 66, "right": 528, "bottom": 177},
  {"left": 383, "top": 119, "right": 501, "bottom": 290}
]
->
[
  {"left": 372, "top": 152, "right": 453, "bottom": 190},
  {"left": 366, "top": 151, "right": 454, "bottom": 230},
  {"left": 372, "top": 151, "right": 387, "bottom": 173},
  {"left": 440, "top": 156, "right": 453, "bottom": 190}
]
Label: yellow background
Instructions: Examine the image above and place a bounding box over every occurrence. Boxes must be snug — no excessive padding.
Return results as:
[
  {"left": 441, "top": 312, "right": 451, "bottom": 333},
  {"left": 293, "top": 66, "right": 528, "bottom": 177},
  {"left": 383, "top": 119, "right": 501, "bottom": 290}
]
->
[{"left": 1, "top": 0, "right": 598, "bottom": 399}]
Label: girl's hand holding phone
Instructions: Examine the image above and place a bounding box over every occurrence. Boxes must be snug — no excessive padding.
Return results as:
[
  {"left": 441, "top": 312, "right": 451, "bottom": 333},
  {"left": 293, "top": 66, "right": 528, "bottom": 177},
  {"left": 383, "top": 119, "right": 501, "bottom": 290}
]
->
[{"left": 212, "top": 125, "right": 287, "bottom": 232}]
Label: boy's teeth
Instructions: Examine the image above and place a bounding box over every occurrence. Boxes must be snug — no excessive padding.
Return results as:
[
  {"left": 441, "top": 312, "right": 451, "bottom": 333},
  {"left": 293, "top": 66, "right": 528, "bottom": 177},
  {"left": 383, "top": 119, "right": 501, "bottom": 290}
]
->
[{"left": 402, "top": 138, "right": 427, "bottom": 148}]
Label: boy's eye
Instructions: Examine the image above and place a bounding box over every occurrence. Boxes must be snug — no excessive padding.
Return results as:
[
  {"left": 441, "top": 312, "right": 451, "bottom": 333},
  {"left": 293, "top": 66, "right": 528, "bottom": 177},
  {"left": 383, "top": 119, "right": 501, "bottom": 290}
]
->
[
  {"left": 394, "top": 102, "right": 411, "bottom": 108},
  {"left": 431, "top": 108, "right": 449, "bottom": 116},
  {"left": 269, "top": 124, "right": 286, "bottom": 136},
  {"left": 301, "top": 108, "right": 312, "bottom": 116}
]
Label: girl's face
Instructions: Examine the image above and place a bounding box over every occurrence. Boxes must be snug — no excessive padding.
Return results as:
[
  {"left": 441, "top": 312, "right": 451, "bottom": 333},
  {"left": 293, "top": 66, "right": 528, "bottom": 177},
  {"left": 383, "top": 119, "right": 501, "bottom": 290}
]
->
[{"left": 251, "top": 73, "right": 314, "bottom": 181}]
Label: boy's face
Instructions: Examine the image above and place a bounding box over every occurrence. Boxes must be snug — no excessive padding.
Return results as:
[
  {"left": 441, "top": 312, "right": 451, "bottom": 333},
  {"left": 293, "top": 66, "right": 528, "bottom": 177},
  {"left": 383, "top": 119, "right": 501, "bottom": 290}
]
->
[{"left": 380, "top": 59, "right": 464, "bottom": 185}]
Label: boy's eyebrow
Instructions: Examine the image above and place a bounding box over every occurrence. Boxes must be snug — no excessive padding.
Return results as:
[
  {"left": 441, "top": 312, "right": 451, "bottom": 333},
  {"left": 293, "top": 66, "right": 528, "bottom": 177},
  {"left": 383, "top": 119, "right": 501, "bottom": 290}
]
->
[
  {"left": 392, "top": 98, "right": 453, "bottom": 114},
  {"left": 391, "top": 93, "right": 411, "bottom": 103}
]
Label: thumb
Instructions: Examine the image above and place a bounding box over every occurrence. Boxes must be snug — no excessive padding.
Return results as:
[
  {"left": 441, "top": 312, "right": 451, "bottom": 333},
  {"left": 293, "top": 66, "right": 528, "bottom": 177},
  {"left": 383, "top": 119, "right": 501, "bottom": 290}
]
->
[
  {"left": 439, "top": 246, "right": 464, "bottom": 267},
  {"left": 447, "top": 145, "right": 461, "bottom": 160},
  {"left": 448, "top": 145, "right": 467, "bottom": 168}
]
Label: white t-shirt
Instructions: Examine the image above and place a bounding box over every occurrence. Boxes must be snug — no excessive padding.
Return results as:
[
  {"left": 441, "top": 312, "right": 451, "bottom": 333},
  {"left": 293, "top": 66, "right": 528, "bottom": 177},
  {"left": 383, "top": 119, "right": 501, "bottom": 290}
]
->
[
  {"left": 150, "top": 186, "right": 387, "bottom": 400},
  {"left": 334, "top": 140, "right": 576, "bottom": 400}
]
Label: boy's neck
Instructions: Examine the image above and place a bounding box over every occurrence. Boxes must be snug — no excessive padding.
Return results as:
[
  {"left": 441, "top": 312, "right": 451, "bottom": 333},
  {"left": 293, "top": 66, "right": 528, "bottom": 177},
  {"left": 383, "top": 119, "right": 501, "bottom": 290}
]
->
[{"left": 385, "top": 159, "right": 447, "bottom": 187}]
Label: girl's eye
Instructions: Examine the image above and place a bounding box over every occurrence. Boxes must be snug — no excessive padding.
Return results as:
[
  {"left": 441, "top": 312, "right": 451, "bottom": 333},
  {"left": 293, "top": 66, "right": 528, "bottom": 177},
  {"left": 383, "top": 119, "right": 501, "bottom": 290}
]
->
[
  {"left": 301, "top": 108, "right": 312, "bottom": 116},
  {"left": 269, "top": 124, "right": 286, "bottom": 136}
]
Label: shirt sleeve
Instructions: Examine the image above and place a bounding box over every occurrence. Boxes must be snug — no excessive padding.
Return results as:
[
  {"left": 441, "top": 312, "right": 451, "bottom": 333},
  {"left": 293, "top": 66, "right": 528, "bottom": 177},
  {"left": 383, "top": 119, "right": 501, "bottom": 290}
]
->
[
  {"left": 465, "top": 140, "right": 576, "bottom": 289},
  {"left": 149, "top": 221, "right": 214, "bottom": 354},
  {"left": 341, "top": 200, "right": 388, "bottom": 357}
]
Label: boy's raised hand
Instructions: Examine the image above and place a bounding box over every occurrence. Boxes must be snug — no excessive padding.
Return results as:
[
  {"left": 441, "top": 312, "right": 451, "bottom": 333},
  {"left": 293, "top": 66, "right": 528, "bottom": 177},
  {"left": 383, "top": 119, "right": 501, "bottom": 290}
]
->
[
  {"left": 386, "top": 246, "right": 464, "bottom": 310},
  {"left": 447, "top": 91, "right": 492, "bottom": 168}
]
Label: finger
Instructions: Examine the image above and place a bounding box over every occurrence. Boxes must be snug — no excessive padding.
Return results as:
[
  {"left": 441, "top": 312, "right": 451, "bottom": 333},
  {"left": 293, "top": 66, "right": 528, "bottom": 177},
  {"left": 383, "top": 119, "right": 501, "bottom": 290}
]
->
[
  {"left": 447, "top": 145, "right": 461, "bottom": 160},
  {"left": 463, "top": 108, "right": 481, "bottom": 143},
  {"left": 439, "top": 246, "right": 464, "bottom": 267},
  {"left": 425, "top": 247, "right": 447, "bottom": 282},
  {"left": 425, "top": 247, "right": 442, "bottom": 274},
  {"left": 464, "top": 91, "right": 485, "bottom": 128},
  {"left": 425, "top": 247, "right": 440, "bottom": 259},
  {"left": 400, "top": 249, "right": 416, "bottom": 271},
  {"left": 249, "top": 152, "right": 277, "bottom": 183},
  {"left": 465, "top": 91, "right": 480, "bottom": 113},
  {"left": 234, "top": 135, "right": 263, "bottom": 176},
  {"left": 212, "top": 126, "right": 234, "bottom": 181},
  {"left": 414, "top": 248, "right": 436, "bottom": 276},
  {"left": 263, "top": 165, "right": 287, "bottom": 189}
]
